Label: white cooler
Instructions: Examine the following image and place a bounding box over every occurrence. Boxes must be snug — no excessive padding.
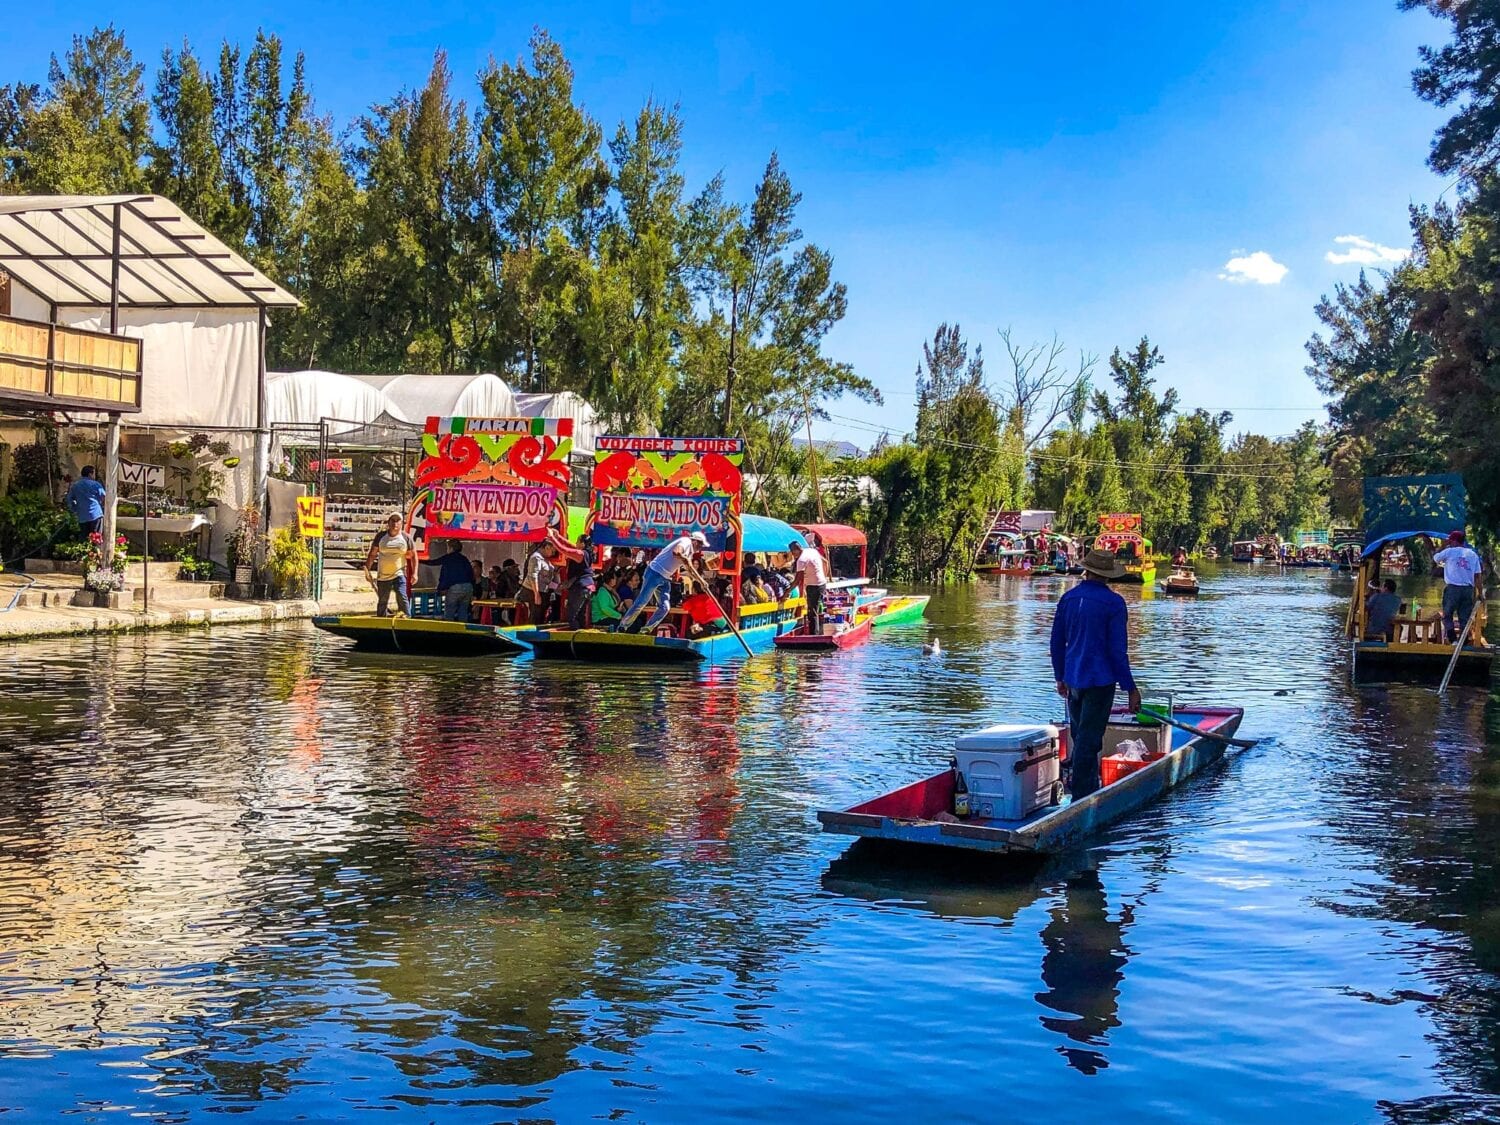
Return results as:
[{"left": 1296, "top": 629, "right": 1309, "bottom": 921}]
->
[{"left": 954, "top": 723, "right": 1062, "bottom": 820}]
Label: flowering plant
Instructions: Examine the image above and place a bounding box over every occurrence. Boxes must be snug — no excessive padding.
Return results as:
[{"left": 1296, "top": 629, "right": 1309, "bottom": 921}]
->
[{"left": 83, "top": 531, "right": 129, "bottom": 593}]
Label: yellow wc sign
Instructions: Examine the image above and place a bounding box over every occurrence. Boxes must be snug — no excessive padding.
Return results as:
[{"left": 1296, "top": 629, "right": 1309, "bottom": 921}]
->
[{"left": 296, "top": 496, "right": 325, "bottom": 538}]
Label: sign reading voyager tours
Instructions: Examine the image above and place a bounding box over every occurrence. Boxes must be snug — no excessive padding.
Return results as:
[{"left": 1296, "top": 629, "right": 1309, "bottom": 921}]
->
[
  {"left": 413, "top": 416, "right": 573, "bottom": 541},
  {"left": 590, "top": 435, "right": 744, "bottom": 551}
]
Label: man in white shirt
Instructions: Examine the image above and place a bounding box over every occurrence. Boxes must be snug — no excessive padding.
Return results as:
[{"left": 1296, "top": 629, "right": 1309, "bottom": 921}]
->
[
  {"left": 1432, "top": 529, "right": 1485, "bottom": 644},
  {"left": 788, "top": 539, "right": 829, "bottom": 634},
  {"left": 618, "top": 531, "right": 710, "bottom": 633},
  {"left": 364, "top": 513, "right": 416, "bottom": 617}
]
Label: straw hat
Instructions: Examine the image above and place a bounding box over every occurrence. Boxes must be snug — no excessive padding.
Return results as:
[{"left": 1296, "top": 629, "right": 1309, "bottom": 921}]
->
[{"left": 1080, "top": 548, "right": 1127, "bottom": 579}]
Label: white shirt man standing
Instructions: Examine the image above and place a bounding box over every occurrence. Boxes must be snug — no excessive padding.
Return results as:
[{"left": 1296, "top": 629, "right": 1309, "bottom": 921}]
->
[
  {"left": 1432, "top": 529, "right": 1485, "bottom": 645},
  {"left": 618, "top": 531, "right": 710, "bottom": 633},
  {"left": 788, "top": 539, "right": 829, "bottom": 634}
]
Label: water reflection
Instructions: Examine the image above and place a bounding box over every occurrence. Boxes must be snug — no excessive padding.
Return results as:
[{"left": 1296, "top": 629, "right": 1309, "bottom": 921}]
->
[
  {"left": 821, "top": 847, "right": 1139, "bottom": 1076},
  {"left": 0, "top": 568, "right": 1497, "bottom": 1120},
  {"left": 1035, "top": 869, "right": 1130, "bottom": 1074}
]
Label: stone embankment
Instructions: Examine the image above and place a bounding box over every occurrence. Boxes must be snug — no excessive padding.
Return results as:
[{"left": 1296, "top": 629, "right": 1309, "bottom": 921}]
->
[{"left": 0, "top": 562, "right": 369, "bottom": 643}]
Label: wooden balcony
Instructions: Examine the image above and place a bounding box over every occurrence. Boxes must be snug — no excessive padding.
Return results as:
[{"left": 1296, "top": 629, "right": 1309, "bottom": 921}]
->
[{"left": 0, "top": 313, "right": 142, "bottom": 413}]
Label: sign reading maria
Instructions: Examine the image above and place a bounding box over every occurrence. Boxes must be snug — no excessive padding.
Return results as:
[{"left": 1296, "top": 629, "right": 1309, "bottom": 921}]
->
[{"left": 413, "top": 416, "right": 573, "bottom": 541}]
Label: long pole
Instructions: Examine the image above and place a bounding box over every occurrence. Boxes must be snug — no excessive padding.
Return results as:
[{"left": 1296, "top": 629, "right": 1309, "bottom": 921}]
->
[
  {"left": 142, "top": 472, "right": 150, "bottom": 612},
  {"left": 684, "top": 560, "right": 754, "bottom": 658},
  {"left": 1437, "top": 597, "right": 1484, "bottom": 696}
]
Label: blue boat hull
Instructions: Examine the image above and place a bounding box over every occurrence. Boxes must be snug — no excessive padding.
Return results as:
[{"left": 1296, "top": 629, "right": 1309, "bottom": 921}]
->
[{"left": 519, "top": 607, "right": 801, "bottom": 664}]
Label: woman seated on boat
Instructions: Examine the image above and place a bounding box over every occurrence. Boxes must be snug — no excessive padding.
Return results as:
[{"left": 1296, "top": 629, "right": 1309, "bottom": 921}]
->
[
  {"left": 742, "top": 570, "right": 776, "bottom": 604},
  {"left": 591, "top": 569, "right": 625, "bottom": 630}
]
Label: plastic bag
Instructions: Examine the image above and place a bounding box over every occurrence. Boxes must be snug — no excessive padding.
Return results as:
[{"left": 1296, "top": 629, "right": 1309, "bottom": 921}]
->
[{"left": 1114, "top": 738, "right": 1149, "bottom": 761}]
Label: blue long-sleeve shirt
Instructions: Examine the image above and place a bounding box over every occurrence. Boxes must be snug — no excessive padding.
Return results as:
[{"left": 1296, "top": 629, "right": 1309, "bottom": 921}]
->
[
  {"left": 1049, "top": 579, "right": 1137, "bottom": 692},
  {"left": 66, "top": 477, "right": 106, "bottom": 523},
  {"left": 435, "top": 551, "right": 474, "bottom": 591}
]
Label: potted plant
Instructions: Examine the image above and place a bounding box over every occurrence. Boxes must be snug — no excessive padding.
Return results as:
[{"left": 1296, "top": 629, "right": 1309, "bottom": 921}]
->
[
  {"left": 82, "top": 531, "right": 129, "bottom": 604},
  {"left": 265, "top": 525, "right": 315, "bottom": 598},
  {"left": 226, "top": 502, "right": 264, "bottom": 586}
]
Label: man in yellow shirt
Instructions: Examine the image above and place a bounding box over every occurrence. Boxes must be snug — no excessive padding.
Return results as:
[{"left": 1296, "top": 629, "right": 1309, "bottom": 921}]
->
[{"left": 364, "top": 513, "right": 416, "bottom": 616}]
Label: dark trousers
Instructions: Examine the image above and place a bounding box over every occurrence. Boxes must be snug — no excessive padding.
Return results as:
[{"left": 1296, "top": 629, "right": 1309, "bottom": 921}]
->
[
  {"left": 1442, "top": 583, "right": 1476, "bottom": 643},
  {"left": 80, "top": 517, "right": 102, "bottom": 536},
  {"left": 1067, "top": 685, "right": 1116, "bottom": 799},
  {"left": 806, "top": 583, "right": 826, "bottom": 633}
]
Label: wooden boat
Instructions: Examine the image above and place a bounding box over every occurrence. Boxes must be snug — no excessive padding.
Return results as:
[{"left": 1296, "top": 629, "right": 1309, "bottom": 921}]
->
[
  {"left": 817, "top": 705, "right": 1245, "bottom": 858},
  {"left": 1159, "top": 568, "right": 1199, "bottom": 595},
  {"left": 774, "top": 611, "right": 873, "bottom": 651},
  {"left": 865, "top": 593, "right": 930, "bottom": 628},
  {"left": 521, "top": 596, "right": 802, "bottom": 664},
  {"left": 1346, "top": 473, "right": 1493, "bottom": 683},
  {"left": 1230, "top": 540, "right": 1256, "bottom": 563},
  {"left": 312, "top": 614, "right": 531, "bottom": 656}
]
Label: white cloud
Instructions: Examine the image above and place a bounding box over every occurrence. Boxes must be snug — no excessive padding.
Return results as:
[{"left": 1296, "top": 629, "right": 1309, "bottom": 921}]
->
[
  {"left": 1219, "top": 250, "right": 1288, "bottom": 285},
  {"left": 1325, "top": 234, "right": 1410, "bottom": 266}
]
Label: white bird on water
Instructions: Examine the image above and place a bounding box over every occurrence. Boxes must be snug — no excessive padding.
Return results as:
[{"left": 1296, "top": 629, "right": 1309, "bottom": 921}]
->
[{"left": 923, "top": 637, "right": 942, "bottom": 656}]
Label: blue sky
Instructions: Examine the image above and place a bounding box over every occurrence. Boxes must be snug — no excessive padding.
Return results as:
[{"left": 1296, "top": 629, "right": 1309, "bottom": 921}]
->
[{"left": 10, "top": 2, "right": 1452, "bottom": 447}]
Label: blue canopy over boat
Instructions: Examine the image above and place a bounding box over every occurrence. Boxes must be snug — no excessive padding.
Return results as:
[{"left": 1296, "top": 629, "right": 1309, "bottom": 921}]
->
[
  {"left": 740, "top": 514, "right": 807, "bottom": 555},
  {"left": 1360, "top": 473, "right": 1468, "bottom": 558}
]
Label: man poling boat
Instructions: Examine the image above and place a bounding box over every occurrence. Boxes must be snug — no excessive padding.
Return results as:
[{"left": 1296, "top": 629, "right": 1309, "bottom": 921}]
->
[
  {"left": 617, "top": 530, "right": 713, "bottom": 634},
  {"left": 1049, "top": 547, "right": 1143, "bottom": 799}
]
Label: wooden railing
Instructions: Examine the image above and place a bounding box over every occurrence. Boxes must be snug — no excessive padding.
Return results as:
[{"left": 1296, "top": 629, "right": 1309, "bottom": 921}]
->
[{"left": 0, "top": 314, "right": 143, "bottom": 413}]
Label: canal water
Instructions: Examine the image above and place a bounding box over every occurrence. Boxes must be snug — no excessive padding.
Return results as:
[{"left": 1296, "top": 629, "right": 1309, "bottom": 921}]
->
[{"left": 1, "top": 566, "right": 1498, "bottom": 1123}]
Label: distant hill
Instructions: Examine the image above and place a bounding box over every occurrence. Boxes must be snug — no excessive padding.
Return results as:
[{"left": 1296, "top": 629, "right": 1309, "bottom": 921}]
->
[{"left": 791, "top": 437, "right": 864, "bottom": 460}]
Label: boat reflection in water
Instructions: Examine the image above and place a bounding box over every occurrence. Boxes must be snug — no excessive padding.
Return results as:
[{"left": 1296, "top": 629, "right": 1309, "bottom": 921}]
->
[{"left": 821, "top": 846, "right": 1140, "bottom": 1075}]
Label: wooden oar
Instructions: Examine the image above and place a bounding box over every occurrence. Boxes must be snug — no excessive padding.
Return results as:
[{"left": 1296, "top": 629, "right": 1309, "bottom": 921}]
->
[
  {"left": 683, "top": 561, "right": 755, "bottom": 658},
  {"left": 1437, "top": 597, "right": 1484, "bottom": 696},
  {"left": 1136, "top": 705, "right": 1258, "bottom": 749}
]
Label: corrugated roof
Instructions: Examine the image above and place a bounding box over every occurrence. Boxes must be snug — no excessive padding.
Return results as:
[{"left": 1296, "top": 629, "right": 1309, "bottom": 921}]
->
[{"left": 0, "top": 194, "right": 298, "bottom": 309}]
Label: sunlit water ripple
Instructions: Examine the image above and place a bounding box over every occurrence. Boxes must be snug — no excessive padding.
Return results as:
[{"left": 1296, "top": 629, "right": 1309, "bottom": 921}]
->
[{"left": 1, "top": 563, "right": 1498, "bottom": 1123}]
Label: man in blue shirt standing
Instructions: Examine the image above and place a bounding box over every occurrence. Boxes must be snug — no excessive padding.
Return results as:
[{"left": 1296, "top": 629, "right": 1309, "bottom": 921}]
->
[
  {"left": 65, "top": 465, "right": 107, "bottom": 536},
  {"left": 1050, "top": 548, "right": 1143, "bottom": 799}
]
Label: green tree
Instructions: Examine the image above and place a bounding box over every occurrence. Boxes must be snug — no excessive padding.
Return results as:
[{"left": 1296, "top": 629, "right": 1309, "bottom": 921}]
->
[
  {"left": 151, "top": 41, "right": 243, "bottom": 240},
  {"left": 2, "top": 26, "right": 149, "bottom": 193},
  {"left": 1403, "top": 0, "right": 1500, "bottom": 176},
  {"left": 478, "top": 30, "right": 608, "bottom": 387},
  {"left": 1408, "top": 176, "right": 1500, "bottom": 532}
]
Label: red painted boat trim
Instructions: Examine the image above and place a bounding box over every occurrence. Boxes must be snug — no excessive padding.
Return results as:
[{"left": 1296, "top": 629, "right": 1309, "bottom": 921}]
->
[{"left": 773, "top": 616, "right": 873, "bottom": 650}]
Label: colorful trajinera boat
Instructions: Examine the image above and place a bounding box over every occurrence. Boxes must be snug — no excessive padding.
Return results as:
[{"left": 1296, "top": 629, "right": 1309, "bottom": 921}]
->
[
  {"left": 818, "top": 704, "right": 1246, "bottom": 857},
  {"left": 1346, "top": 474, "right": 1493, "bottom": 683},
  {"left": 524, "top": 435, "right": 802, "bottom": 665},
  {"left": 1096, "top": 512, "right": 1155, "bottom": 585},
  {"left": 312, "top": 614, "right": 531, "bottom": 655},
  {"left": 1230, "top": 536, "right": 1278, "bottom": 563},
  {"left": 971, "top": 510, "right": 1070, "bottom": 576},
  {"left": 314, "top": 413, "right": 577, "bottom": 658}
]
